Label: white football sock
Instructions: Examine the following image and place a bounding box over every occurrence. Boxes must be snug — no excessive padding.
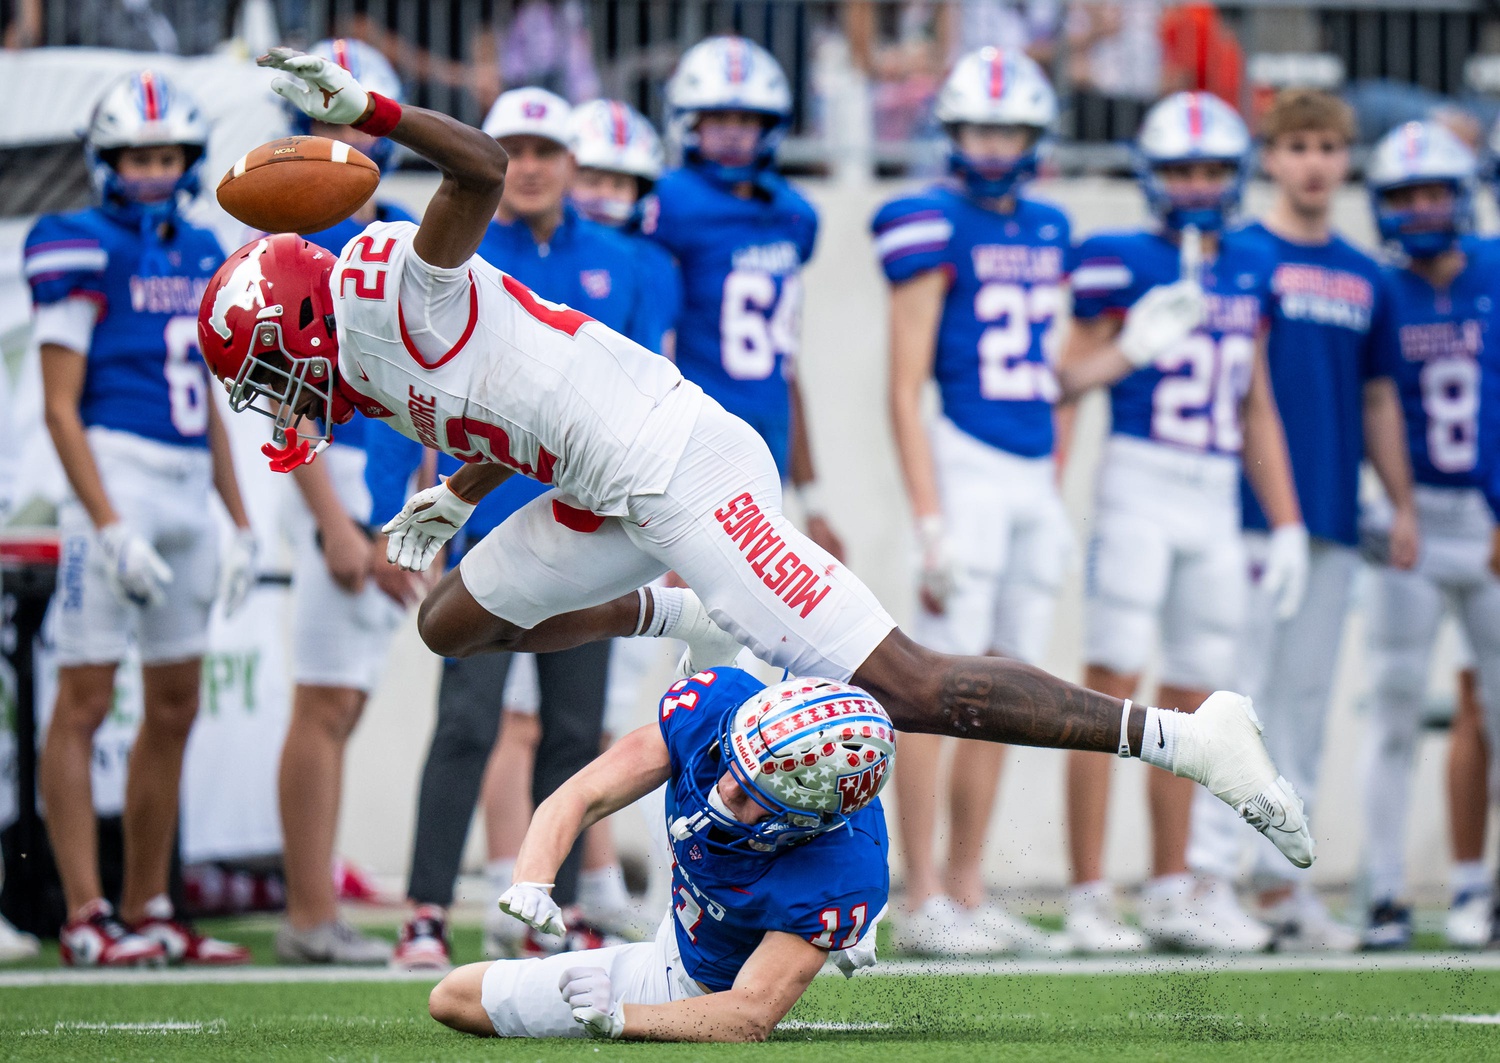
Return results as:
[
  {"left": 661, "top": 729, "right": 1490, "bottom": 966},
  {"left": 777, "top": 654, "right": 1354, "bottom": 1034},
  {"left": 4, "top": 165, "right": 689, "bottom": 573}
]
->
[
  {"left": 578, "top": 865, "right": 631, "bottom": 916},
  {"left": 635, "top": 587, "right": 684, "bottom": 639},
  {"left": 1452, "top": 860, "right": 1489, "bottom": 898},
  {"left": 486, "top": 857, "right": 516, "bottom": 896},
  {"left": 1138, "top": 706, "right": 1184, "bottom": 772}
]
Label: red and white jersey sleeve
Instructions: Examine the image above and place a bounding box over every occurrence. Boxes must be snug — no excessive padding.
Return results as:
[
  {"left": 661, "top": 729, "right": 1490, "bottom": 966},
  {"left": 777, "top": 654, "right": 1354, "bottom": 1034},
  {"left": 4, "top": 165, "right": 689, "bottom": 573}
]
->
[{"left": 331, "top": 220, "right": 703, "bottom": 516}]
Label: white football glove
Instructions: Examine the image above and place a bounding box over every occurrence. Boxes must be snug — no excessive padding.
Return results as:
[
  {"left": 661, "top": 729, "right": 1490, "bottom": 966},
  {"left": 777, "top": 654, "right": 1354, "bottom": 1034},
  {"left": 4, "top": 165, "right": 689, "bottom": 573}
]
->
[
  {"left": 258, "top": 47, "right": 371, "bottom": 126},
  {"left": 497, "top": 881, "right": 567, "bottom": 938},
  {"left": 916, "top": 515, "right": 956, "bottom": 612},
  {"left": 559, "top": 966, "right": 626, "bottom": 1040},
  {"left": 381, "top": 479, "right": 477, "bottom": 572},
  {"left": 1263, "top": 523, "right": 1310, "bottom": 621},
  {"left": 96, "top": 523, "right": 173, "bottom": 609},
  {"left": 1116, "top": 280, "right": 1206, "bottom": 368},
  {"left": 832, "top": 904, "right": 886, "bottom": 978},
  {"left": 219, "top": 528, "right": 258, "bottom": 618}
]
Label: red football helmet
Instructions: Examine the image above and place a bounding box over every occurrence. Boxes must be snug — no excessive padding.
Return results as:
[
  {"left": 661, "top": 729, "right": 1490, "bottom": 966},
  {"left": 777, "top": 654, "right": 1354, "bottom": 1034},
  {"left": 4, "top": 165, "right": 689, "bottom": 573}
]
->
[{"left": 197, "top": 234, "right": 344, "bottom": 466}]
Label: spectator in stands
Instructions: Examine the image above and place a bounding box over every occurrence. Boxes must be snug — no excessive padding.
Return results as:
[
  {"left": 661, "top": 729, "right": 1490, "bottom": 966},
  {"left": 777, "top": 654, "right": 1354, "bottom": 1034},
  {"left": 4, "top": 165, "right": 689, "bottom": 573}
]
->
[
  {"left": 1066, "top": 1, "right": 1163, "bottom": 139},
  {"left": 1159, "top": 2, "right": 1244, "bottom": 110}
]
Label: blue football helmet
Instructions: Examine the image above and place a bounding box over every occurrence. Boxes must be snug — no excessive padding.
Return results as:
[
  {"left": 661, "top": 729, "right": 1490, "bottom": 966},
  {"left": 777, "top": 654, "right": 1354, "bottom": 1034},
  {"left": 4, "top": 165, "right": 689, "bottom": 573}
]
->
[
  {"left": 934, "top": 47, "right": 1057, "bottom": 201},
  {"left": 1367, "top": 120, "right": 1476, "bottom": 260},
  {"left": 668, "top": 677, "right": 896, "bottom": 855},
  {"left": 1134, "top": 91, "right": 1251, "bottom": 232}
]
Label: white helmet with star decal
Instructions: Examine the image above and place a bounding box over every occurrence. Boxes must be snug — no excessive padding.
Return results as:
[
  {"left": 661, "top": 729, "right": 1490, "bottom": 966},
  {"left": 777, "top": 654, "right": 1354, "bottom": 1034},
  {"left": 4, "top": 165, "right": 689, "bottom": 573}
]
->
[{"left": 672, "top": 677, "right": 896, "bottom": 853}]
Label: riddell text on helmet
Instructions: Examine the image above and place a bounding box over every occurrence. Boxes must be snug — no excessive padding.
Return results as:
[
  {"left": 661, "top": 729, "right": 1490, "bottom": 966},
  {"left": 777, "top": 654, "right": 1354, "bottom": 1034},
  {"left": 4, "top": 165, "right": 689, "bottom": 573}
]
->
[{"left": 714, "top": 493, "right": 831, "bottom": 618}]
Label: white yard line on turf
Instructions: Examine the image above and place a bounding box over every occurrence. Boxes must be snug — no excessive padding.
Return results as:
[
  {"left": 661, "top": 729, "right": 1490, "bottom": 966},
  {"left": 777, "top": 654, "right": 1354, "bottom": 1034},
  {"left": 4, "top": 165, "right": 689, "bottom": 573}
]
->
[{"left": 4, "top": 951, "right": 1500, "bottom": 987}]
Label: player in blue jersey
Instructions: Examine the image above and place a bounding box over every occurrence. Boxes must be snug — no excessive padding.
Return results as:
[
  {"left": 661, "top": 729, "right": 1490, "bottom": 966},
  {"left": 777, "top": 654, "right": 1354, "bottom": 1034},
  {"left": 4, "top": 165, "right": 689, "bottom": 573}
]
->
[
  {"left": 1058, "top": 91, "right": 1306, "bottom": 953},
  {"left": 1184, "top": 90, "right": 1418, "bottom": 954},
  {"left": 1354, "top": 121, "right": 1500, "bottom": 948},
  {"left": 29, "top": 71, "right": 255, "bottom": 967},
  {"left": 427, "top": 669, "right": 892, "bottom": 1041},
  {"left": 269, "top": 38, "right": 428, "bottom": 967},
  {"left": 568, "top": 97, "right": 682, "bottom": 357},
  {"left": 644, "top": 36, "right": 843, "bottom": 558},
  {"left": 874, "top": 48, "right": 1068, "bottom": 957}
]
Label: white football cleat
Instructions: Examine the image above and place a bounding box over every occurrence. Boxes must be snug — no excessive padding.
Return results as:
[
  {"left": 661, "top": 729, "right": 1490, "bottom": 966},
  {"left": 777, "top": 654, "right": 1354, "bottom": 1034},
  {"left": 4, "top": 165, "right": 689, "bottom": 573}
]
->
[
  {"left": 891, "top": 896, "right": 1009, "bottom": 957},
  {"left": 1065, "top": 885, "right": 1147, "bottom": 955},
  {"left": 970, "top": 904, "right": 1069, "bottom": 957},
  {"left": 1141, "top": 876, "right": 1271, "bottom": 953},
  {"left": 1260, "top": 886, "right": 1359, "bottom": 953},
  {"left": 1445, "top": 890, "right": 1491, "bottom": 950},
  {"left": 1172, "top": 692, "right": 1314, "bottom": 869},
  {"left": 672, "top": 591, "right": 744, "bottom": 677}
]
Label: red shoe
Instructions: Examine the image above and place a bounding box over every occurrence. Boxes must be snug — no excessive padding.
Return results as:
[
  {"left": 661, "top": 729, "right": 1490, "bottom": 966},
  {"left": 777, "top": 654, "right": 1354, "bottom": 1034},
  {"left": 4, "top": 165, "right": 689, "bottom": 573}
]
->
[
  {"left": 393, "top": 905, "right": 452, "bottom": 971},
  {"left": 332, "top": 857, "right": 385, "bottom": 904},
  {"left": 59, "top": 899, "right": 167, "bottom": 968},
  {"left": 134, "top": 895, "right": 251, "bottom": 965}
]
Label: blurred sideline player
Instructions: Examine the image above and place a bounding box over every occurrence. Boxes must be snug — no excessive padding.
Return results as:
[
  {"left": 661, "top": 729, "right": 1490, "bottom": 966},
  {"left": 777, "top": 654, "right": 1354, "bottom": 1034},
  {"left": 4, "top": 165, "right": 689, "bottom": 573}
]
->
[
  {"left": 272, "top": 37, "right": 426, "bottom": 967},
  {"left": 1184, "top": 89, "right": 1418, "bottom": 953},
  {"left": 874, "top": 48, "right": 1068, "bottom": 957},
  {"left": 199, "top": 50, "right": 1317, "bottom": 894},
  {"left": 1058, "top": 91, "right": 1306, "bottom": 952},
  {"left": 388, "top": 86, "right": 668, "bottom": 969},
  {"left": 428, "top": 670, "right": 891, "bottom": 1042},
  {"left": 478, "top": 100, "right": 680, "bottom": 958},
  {"left": 1444, "top": 652, "right": 1491, "bottom": 947},
  {"left": 30, "top": 71, "right": 255, "bottom": 966},
  {"left": 1356, "top": 121, "right": 1500, "bottom": 948},
  {"left": 643, "top": 36, "right": 844, "bottom": 560}
]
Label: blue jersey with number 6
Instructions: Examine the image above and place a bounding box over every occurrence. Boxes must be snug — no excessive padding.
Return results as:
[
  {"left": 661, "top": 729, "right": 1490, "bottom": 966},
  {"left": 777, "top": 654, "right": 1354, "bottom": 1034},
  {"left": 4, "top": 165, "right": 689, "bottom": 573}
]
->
[
  {"left": 1071, "top": 228, "right": 1274, "bottom": 456},
  {"left": 25, "top": 207, "right": 224, "bottom": 448},
  {"left": 643, "top": 168, "right": 818, "bottom": 474},
  {"left": 1371, "top": 249, "right": 1496, "bottom": 489},
  {"left": 658, "top": 667, "right": 888, "bottom": 992},
  {"left": 872, "top": 184, "right": 1070, "bottom": 458}
]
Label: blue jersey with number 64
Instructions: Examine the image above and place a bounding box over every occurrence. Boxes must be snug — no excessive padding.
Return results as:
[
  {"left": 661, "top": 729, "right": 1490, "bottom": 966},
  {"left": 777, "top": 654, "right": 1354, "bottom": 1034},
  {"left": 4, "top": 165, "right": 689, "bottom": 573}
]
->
[
  {"left": 1071, "top": 228, "right": 1274, "bottom": 456},
  {"left": 25, "top": 207, "right": 224, "bottom": 448},
  {"left": 658, "top": 667, "right": 889, "bottom": 992},
  {"left": 642, "top": 168, "right": 817, "bottom": 474}
]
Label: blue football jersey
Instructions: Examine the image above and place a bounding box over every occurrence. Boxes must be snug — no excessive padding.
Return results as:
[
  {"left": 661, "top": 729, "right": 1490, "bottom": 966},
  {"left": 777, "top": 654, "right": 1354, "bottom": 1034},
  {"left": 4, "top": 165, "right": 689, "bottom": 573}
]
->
[
  {"left": 478, "top": 204, "right": 663, "bottom": 350},
  {"left": 302, "top": 202, "right": 418, "bottom": 452},
  {"left": 872, "top": 184, "right": 1069, "bottom": 459},
  {"left": 643, "top": 167, "right": 819, "bottom": 474},
  {"left": 624, "top": 228, "right": 683, "bottom": 357},
  {"left": 1072, "top": 228, "right": 1274, "bottom": 456},
  {"left": 1234, "top": 222, "right": 1388, "bottom": 546},
  {"left": 1372, "top": 246, "right": 1496, "bottom": 489},
  {"left": 657, "top": 668, "right": 889, "bottom": 992},
  {"left": 25, "top": 207, "right": 224, "bottom": 448},
  {"left": 1482, "top": 284, "right": 1500, "bottom": 521}
]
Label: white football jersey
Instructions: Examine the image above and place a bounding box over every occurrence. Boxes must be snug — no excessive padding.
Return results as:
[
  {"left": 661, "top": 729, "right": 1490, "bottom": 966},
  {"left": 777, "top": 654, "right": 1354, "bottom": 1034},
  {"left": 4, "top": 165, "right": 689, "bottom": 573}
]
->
[{"left": 331, "top": 221, "right": 702, "bottom": 517}]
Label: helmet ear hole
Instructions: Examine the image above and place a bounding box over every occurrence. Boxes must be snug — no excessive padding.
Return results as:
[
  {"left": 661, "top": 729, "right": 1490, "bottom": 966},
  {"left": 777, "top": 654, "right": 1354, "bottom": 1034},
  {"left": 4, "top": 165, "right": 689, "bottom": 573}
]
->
[{"left": 299, "top": 297, "right": 315, "bottom": 331}]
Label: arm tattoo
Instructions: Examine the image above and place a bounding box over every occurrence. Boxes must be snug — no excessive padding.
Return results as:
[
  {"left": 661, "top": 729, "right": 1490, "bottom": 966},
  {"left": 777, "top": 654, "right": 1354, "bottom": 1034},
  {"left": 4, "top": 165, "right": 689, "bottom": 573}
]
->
[{"left": 933, "top": 657, "right": 1121, "bottom": 752}]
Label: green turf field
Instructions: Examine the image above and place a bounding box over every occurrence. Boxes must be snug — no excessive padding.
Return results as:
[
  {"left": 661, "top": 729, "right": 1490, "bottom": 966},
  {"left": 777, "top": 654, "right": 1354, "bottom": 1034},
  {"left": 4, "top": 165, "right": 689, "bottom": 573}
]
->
[{"left": 5, "top": 962, "right": 1500, "bottom": 1062}]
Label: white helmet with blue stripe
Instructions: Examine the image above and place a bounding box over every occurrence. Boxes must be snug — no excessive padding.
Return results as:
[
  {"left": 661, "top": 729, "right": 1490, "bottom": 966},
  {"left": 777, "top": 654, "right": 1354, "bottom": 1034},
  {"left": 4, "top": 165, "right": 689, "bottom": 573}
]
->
[
  {"left": 934, "top": 47, "right": 1057, "bottom": 200},
  {"left": 292, "top": 39, "right": 404, "bottom": 171},
  {"left": 1367, "top": 119, "right": 1476, "bottom": 259},
  {"left": 670, "top": 677, "right": 896, "bottom": 854},
  {"left": 667, "top": 35, "right": 792, "bottom": 183},
  {"left": 1135, "top": 91, "right": 1251, "bottom": 232},
  {"left": 86, "top": 69, "right": 209, "bottom": 208},
  {"left": 568, "top": 99, "right": 664, "bottom": 182}
]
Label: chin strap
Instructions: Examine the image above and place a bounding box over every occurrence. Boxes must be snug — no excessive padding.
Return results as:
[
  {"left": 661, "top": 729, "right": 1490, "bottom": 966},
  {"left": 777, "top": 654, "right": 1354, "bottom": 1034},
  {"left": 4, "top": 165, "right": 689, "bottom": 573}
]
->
[{"left": 261, "top": 427, "right": 328, "bottom": 473}]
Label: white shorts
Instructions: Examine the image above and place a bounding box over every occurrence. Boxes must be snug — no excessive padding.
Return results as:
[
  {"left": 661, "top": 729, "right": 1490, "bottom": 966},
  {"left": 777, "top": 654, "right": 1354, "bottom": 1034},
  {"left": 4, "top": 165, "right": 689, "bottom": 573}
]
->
[
  {"left": 481, "top": 914, "right": 705, "bottom": 1037},
  {"left": 52, "top": 428, "right": 217, "bottom": 666},
  {"left": 1083, "top": 436, "right": 1245, "bottom": 690},
  {"left": 460, "top": 398, "right": 897, "bottom": 681},
  {"left": 288, "top": 443, "right": 404, "bottom": 691},
  {"left": 910, "top": 417, "right": 1069, "bottom": 665}
]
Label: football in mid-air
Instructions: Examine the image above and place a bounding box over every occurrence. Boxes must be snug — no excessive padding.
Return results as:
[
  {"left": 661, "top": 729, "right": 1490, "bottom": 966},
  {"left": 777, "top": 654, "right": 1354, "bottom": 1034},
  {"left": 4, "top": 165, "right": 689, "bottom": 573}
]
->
[{"left": 217, "top": 135, "right": 379, "bottom": 234}]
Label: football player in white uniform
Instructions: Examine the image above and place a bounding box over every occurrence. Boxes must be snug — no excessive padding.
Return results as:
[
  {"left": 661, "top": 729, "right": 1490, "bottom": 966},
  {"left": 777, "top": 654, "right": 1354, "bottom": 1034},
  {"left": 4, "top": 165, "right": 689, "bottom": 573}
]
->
[
  {"left": 195, "top": 48, "right": 1316, "bottom": 882},
  {"left": 1058, "top": 93, "right": 1306, "bottom": 952}
]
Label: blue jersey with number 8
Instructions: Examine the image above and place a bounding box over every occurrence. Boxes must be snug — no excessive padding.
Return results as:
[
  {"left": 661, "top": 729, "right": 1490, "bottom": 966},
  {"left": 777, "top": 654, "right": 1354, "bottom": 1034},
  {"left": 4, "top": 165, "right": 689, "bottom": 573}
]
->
[
  {"left": 1372, "top": 252, "right": 1495, "bottom": 489},
  {"left": 873, "top": 184, "right": 1070, "bottom": 458},
  {"left": 658, "top": 667, "right": 889, "bottom": 992},
  {"left": 1071, "top": 228, "right": 1274, "bottom": 456},
  {"left": 643, "top": 168, "right": 817, "bottom": 474},
  {"left": 25, "top": 207, "right": 223, "bottom": 449}
]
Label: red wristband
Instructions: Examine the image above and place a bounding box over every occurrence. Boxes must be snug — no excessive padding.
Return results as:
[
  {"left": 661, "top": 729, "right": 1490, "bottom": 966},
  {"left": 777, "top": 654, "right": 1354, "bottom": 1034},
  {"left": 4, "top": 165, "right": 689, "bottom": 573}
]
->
[{"left": 352, "top": 92, "right": 402, "bottom": 137}]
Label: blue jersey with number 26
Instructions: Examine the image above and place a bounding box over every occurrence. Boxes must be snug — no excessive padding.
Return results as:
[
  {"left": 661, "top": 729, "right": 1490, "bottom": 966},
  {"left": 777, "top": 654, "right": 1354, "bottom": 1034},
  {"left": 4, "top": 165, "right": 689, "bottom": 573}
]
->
[
  {"left": 1371, "top": 247, "right": 1496, "bottom": 489},
  {"left": 1071, "top": 228, "right": 1274, "bottom": 456},
  {"left": 658, "top": 668, "right": 889, "bottom": 993},
  {"left": 643, "top": 167, "right": 818, "bottom": 474},
  {"left": 872, "top": 184, "right": 1070, "bottom": 458},
  {"left": 25, "top": 207, "right": 224, "bottom": 448}
]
